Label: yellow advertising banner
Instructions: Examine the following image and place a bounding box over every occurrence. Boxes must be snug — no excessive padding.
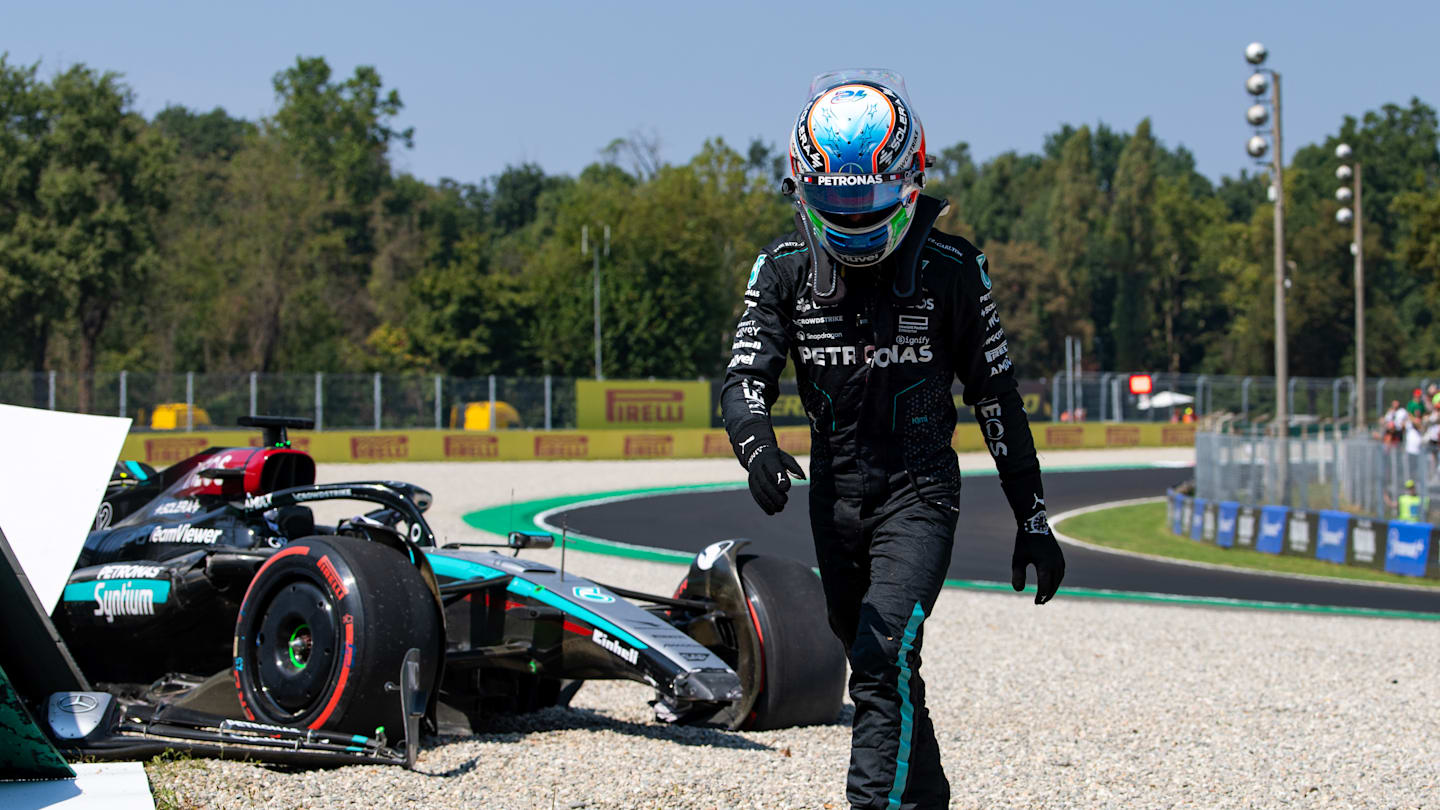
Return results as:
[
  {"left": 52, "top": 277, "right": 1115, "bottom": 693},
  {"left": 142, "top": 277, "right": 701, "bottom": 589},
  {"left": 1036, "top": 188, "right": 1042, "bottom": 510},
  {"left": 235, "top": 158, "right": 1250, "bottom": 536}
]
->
[
  {"left": 576, "top": 380, "right": 711, "bottom": 429},
  {"left": 118, "top": 421, "right": 1192, "bottom": 466}
]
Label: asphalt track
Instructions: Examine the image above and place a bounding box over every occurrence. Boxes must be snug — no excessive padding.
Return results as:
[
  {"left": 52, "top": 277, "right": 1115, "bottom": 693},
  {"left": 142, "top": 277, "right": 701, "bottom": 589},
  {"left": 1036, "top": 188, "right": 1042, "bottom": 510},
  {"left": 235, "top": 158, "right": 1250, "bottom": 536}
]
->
[{"left": 550, "top": 466, "right": 1440, "bottom": 614}]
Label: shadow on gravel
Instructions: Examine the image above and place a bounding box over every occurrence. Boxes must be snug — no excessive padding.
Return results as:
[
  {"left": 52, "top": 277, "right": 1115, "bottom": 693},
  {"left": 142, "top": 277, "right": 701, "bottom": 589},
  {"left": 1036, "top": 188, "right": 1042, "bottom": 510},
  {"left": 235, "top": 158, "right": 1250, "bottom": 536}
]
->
[{"left": 416, "top": 706, "right": 772, "bottom": 776}]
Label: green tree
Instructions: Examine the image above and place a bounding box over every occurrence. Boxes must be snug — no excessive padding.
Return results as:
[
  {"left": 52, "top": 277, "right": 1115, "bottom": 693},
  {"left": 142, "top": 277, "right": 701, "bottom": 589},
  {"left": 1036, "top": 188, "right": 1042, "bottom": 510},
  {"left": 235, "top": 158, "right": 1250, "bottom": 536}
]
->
[
  {"left": 0, "top": 56, "right": 55, "bottom": 383},
  {"left": 1106, "top": 119, "right": 1159, "bottom": 369}
]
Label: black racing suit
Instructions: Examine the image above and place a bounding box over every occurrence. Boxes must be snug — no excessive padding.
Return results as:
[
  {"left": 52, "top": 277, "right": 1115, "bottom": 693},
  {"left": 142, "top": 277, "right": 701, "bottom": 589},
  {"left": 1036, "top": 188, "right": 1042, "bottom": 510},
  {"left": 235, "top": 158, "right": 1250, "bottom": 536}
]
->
[{"left": 720, "top": 195, "right": 1051, "bottom": 810}]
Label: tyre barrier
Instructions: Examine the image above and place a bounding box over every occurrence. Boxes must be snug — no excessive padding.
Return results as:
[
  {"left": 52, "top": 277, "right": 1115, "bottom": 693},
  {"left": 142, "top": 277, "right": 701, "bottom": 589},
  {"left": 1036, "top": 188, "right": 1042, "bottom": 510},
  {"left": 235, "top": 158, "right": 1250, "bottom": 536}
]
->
[{"left": 1166, "top": 490, "right": 1439, "bottom": 580}]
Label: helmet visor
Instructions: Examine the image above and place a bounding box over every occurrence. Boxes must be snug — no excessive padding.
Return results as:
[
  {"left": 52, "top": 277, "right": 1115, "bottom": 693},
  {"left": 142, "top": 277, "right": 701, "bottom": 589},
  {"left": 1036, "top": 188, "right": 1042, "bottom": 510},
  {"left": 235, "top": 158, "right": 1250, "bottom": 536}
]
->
[{"left": 797, "top": 171, "right": 913, "bottom": 216}]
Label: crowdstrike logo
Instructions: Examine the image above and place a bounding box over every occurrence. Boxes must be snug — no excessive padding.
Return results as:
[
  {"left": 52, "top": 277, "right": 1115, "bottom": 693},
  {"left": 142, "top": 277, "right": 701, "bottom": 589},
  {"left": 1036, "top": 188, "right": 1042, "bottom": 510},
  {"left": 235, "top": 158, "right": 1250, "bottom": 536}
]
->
[
  {"left": 1260, "top": 516, "right": 1284, "bottom": 540},
  {"left": 1318, "top": 524, "right": 1346, "bottom": 547}
]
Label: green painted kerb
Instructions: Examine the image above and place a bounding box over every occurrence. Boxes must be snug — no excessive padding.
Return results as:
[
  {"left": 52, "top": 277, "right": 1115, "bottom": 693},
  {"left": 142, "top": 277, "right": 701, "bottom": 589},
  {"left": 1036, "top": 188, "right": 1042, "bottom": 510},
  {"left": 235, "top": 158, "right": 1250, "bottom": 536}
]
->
[{"left": 458, "top": 466, "right": 1440, "bottom": 622}]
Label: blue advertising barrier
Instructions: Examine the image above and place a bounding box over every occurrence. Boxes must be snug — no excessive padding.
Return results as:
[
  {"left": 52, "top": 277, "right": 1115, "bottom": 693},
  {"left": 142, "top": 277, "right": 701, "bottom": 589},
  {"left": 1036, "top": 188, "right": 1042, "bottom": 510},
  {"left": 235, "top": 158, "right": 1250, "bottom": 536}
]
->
[
  {"left": 1384, "top": 522, "right": 1432, "bottom": 577},
  {"left": 1316, "top": 510, "right": 1352, "bottom": 565},
  {"left": 1190, "top": 497, "right": 1207, "bottom": 540},
  {"left": 1170, "top": 491, "right": 1186, "bottom": 535},
  {"left": 1216, "top": 501, "right": 1240, "bottom": 548},
  {"left": 1257, "top": 505, "right": 1288, "bottom": 555}
]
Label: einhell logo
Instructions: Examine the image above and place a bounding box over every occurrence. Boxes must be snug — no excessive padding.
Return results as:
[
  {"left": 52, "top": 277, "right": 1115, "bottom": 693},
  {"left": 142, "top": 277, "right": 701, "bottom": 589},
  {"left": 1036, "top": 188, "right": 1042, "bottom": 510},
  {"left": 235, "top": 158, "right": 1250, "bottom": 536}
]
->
[
  {"left": 624, "top": 435, "right": 674, "bottom": 458},
  {"left": 145, "top": 437, "right": 209, "bottom": 464},
  {"left": 1105, "top": 426, "right": 1140, "bottom": 447},
  {"left": 349, "top": 435, "right": 409, "bottom": 460},
  {"left": 535, "top": 435, "right": 588, "bottom": 458},
  {"left": 703, "top": 434, "right": 732, "bottom": 457},
  {"left": 444, "top": 434, "right": 499, "bottom": 459},
  {"left": 606, "top": 389, "right": 685, "bottom": 424},
  {"left": 1045, "top": 426, "right": 1084, "bottom": 448}
]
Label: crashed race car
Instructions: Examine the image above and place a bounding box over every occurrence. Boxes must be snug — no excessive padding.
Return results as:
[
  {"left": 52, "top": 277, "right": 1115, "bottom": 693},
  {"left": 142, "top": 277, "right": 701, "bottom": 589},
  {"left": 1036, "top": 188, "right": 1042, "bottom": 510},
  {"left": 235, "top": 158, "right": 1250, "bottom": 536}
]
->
[{"left": 47, "top": 416, "right": 845, "bottom": 767}]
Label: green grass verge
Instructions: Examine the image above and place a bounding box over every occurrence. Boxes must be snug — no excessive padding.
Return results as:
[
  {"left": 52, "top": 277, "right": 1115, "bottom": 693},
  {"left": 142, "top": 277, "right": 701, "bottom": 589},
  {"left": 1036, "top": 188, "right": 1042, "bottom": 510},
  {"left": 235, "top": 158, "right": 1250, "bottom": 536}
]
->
[{"left": 1057, "top": 502, "right": 1440, "bottom": 588}]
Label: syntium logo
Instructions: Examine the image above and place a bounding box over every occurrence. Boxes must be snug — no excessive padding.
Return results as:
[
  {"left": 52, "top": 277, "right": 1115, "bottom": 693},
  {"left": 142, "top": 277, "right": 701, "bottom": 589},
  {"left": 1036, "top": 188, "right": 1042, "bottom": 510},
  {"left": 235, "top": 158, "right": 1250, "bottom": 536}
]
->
[
  {"left": 606, "top": 389, "right": 684, "bottom": 423},
  {"left": 83, "top": 580, "right": 168, "bottom": 623}
]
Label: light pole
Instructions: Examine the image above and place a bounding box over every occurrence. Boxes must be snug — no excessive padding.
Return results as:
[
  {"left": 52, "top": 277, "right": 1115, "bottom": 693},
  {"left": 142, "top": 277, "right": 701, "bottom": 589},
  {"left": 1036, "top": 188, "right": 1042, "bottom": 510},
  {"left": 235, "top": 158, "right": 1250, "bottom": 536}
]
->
[
  {"left": 581, "top": 224, "right": 610, "bottom": 380},
  {"left": 1335, "top": 144, "right": 1365, "bottom": 431},
  {"left": 1244, "top": 42, "right": 1288, "bottom": 438}
]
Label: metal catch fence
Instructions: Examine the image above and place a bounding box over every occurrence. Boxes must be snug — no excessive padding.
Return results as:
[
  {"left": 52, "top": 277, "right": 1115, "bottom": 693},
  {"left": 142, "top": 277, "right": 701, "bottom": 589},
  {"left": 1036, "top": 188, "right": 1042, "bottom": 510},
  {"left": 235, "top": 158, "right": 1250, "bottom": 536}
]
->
[{"left": 1195, "top": 430, "right": 1439, "bottom": 522}]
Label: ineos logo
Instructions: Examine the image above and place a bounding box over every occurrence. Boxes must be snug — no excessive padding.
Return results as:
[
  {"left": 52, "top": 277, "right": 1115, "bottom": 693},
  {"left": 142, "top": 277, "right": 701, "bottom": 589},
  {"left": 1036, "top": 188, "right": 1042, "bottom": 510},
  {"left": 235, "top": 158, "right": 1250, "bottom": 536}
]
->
[{"left": 57, "top": 694, "right": 98, "bottom": 714}]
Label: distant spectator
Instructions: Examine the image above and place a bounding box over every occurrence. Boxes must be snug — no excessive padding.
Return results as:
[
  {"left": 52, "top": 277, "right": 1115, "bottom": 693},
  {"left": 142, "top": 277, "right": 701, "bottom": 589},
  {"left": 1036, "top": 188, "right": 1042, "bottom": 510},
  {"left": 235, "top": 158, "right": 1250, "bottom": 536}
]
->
[
  {"left": 1384, "top": 400, "right": 1406, "bottom": 448},
  {"left": 1386, "top": 479, "right": 1425, "bottom": 522},
  {"left": 1426, "top": 411, "right": 1440, "bottom": 471},
  {"left": 1407, "top": 388, "right": 1425, "bottom": 418},
  {"left": 1429, "top": 384, "right": 1440, "bottom": 410},
  {"left": 1404, "top": 412, "right": 1424, "bottom": 477}
]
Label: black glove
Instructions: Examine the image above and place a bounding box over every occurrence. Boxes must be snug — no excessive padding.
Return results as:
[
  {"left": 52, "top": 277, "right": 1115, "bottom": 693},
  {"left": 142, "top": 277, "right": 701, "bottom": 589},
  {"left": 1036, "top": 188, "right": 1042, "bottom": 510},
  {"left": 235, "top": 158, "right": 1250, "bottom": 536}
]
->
[
  {"left": 1001, "top": 473, "right": 1066, "bottom": 604},
  {"left": 741, "top": 442, "right": 806, "bottom": 515}
]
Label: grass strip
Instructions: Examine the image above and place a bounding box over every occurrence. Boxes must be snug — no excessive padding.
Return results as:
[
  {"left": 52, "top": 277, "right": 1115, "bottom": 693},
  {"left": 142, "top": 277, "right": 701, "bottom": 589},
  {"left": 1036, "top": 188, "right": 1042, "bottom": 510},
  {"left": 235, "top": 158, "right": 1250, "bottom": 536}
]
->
[{"left": 1056, "top": 501, "right": 1440, "bottom": 589}]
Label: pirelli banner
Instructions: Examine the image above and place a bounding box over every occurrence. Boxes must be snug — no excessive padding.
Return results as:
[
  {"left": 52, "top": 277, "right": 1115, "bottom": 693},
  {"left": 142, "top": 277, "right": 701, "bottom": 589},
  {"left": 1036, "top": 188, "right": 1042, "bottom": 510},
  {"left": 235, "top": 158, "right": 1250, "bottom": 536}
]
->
[
  {"left": 577, "top": 380, "right": 711, "bottom": 429},
  {"left": 1166, "top": 490, "right": 1440, "bottom": 580}
]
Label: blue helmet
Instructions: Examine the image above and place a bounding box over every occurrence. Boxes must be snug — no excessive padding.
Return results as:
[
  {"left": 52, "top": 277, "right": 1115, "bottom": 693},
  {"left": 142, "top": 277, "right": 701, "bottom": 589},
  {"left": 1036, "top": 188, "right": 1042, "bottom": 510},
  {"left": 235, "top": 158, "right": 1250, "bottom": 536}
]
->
[{"left": 789, "top": 69, "right": 927, "bottom": 267}]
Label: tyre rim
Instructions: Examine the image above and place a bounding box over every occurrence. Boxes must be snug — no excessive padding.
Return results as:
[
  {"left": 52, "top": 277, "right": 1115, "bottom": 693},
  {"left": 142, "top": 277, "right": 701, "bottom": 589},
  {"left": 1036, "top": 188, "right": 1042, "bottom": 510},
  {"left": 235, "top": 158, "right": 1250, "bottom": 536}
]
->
[{"left": 250, "top": 578, "right": 340, "bottom": 717}]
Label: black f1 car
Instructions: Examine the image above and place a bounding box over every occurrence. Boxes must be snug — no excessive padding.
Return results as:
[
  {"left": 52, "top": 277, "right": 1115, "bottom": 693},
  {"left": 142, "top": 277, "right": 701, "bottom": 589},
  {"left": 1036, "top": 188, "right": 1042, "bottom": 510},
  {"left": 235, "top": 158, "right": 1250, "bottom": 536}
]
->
[{"left": 45, "top": 417, "right": 845, "bottom": 767}]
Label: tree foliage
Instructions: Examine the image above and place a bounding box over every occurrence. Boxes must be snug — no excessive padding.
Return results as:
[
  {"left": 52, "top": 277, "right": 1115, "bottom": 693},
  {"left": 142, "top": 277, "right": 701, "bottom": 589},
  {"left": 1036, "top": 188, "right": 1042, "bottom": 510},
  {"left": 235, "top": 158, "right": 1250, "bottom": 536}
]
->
[{"left": 5, "top": 53, "right": 1440, "bottom": 385}]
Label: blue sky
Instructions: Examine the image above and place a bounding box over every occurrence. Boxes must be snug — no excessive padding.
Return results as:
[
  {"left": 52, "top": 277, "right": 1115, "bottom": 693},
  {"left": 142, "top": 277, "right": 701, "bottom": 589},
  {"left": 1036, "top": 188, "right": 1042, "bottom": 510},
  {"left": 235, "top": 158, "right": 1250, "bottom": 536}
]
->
[{"left": 7, "top": 1, "right": 1437, "bottom": 186}]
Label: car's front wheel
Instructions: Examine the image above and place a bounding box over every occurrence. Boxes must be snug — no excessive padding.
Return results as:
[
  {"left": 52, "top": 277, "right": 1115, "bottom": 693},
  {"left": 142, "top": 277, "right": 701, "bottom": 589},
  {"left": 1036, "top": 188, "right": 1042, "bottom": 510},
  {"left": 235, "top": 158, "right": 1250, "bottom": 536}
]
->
[{"left": 233, "top": 535, "right": 440, "bottom": 742}]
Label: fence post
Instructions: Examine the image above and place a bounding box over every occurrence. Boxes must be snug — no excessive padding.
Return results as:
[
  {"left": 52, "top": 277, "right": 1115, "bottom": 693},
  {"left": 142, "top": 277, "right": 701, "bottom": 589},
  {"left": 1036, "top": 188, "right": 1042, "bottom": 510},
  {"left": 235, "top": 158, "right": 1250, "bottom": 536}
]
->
[
  {"left": 1051, "top": 374, "right": 1061, "bottom": 422},
  {"left": 1331, "top": 378, "right": 1342, "bottom": 423},
  {"left": 488, "top": 375, "right": 497, "bottom": 431},
  {"left": 1196, "top": 375, "right": 1207, "bottom": 417},
  {"left": 373, "top": 373, "right": 382, "bottom": 431},
  {"left": 1375, "top": 377, "right": 1386, "bottom": 422},
  {"left": 185, "top": 372, "right": 194, "bottom": 431},
  {"left": 47, "top": 370, "right": 55, "bottom": 410},
  {"left": 249, "top": 372, "right": 258, "bottom": 417},
  {"left": 434, "top": 375, "right": 442, "bottom": 430},
  {"left": 544, "top": 375, "right": 553, "bottom": 430},
  {"left": 315, "top": 373, "right": 324, "bottom": 431},
  {"left": 1241, "top": 377, "right": 1252, "bottom": 422},
  {"left": 119, "top": 370, "right": 127, "bottom": 418}
]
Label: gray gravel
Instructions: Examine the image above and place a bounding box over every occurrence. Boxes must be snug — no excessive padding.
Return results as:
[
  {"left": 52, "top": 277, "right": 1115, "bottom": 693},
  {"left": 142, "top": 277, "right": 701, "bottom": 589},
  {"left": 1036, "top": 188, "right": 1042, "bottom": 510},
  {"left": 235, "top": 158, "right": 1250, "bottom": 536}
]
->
[{"left": 150, "top": 449, "right": 1440, "bottom": 809}]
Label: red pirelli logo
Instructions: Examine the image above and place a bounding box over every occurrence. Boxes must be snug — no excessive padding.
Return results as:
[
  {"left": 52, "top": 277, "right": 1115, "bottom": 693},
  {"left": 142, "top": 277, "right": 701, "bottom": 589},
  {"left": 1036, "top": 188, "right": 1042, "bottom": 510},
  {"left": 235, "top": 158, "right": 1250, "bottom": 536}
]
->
[
  {"left": 350, "top": 435, "right": 409, "bottom": 460},
  {"left": 1105, "top": 426, "right": 1141, "bottom": 447},
  {"left": 1161, "top": 426, "right": 1196, "bottom": 446},
  {"left": 624, "top": 434, "right": 674, "bottom": 458},
  {"left": 444, "top": 434, "right": 499, "bottom": 459},
  {"left": 1044, "top": 426, "right": 1085, "bottom": 448},
  {"left": 605, "top": 389, "right": 685, "bottom": 423},
  {"left": 703, "top": 434, "right": 732, "bottom": 457},
  {"left": 535, "top": 435, "right": 588, "bottom": 458},
  {"left": 777, "top": 431, "right": 811, "bottom": 456},
  {"left": 145, "top": 437, "right": 209, "bottom": 464}
]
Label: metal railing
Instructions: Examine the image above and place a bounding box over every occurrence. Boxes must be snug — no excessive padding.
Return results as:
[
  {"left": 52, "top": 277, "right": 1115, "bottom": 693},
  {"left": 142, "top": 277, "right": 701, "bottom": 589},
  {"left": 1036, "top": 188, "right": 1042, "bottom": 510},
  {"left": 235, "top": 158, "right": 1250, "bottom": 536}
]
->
[
  {"left": 1196, "top": 429, "right": 1438, "bottom": 521},
  {"left": 0, "top": 372, "right": 578, "bottom": 432},
  {"left": 5, "top": 369, "right": 1434, "bottom": 433}
]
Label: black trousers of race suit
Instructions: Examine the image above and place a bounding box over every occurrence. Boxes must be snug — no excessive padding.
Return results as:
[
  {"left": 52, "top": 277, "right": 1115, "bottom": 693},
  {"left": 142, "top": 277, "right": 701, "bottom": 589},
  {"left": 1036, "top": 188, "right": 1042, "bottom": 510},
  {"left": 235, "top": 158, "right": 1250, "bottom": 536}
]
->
[{"left": 810, "top": 477, "right": 958, "bottom": 810}]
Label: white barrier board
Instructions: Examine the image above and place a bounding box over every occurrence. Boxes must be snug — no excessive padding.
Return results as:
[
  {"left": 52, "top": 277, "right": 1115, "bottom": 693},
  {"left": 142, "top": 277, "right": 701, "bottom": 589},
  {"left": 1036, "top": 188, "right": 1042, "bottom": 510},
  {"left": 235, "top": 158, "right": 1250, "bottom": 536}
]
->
[
  {"left": 0, "top": 405, "right": 130, "bottom": 611},
  {"left": 0, "top": 761, "right": 154, "bottom": 809}
]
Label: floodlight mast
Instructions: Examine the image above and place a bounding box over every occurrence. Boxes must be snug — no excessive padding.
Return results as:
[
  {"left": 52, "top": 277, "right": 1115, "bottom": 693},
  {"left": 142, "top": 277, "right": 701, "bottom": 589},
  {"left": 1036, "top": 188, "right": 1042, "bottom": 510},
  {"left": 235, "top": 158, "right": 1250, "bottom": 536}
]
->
[
  {"left": 1335, "top": 142, "right": 1364, "bottom": 429},
  {"left": 1245, "top": 41, "right": 1288, "bottom": 489}
]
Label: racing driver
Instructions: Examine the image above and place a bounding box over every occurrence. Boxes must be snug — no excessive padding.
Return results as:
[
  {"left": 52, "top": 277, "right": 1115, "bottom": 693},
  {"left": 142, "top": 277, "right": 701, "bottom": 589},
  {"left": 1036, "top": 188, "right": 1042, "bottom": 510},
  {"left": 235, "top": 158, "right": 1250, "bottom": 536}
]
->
[{"left": 720, "top": 70, "right": 1066, "bottom": 809}]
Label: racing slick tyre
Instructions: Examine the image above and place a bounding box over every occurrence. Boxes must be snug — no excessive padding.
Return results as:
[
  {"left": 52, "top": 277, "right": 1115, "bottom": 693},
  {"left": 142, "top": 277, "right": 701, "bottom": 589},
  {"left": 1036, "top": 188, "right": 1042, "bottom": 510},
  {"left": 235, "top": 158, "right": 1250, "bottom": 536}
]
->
[
  {"left": 233, "top": 535, "right": 441, "bottom": 742},
  {"left": 736, "top": 554, "right": 846, "bottom": 730}
]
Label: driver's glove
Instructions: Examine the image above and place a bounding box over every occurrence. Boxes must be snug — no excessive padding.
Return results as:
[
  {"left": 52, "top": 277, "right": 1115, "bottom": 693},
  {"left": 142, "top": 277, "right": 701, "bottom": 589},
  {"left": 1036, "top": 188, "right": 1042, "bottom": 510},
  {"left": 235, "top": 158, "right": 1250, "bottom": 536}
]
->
[
  {"left": 735, "top": 434, "right": 806, "bottom": 516},
  {"left": 1002, "top": 474, "right": 1066, "bottom": 604}
]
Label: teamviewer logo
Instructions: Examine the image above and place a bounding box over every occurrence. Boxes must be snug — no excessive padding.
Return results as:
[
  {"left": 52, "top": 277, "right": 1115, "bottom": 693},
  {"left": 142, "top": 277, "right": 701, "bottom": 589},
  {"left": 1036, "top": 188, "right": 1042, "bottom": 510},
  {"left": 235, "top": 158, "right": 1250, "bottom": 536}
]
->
[{"left": 606, "top": 389, "right": 684, "bottom": 423}]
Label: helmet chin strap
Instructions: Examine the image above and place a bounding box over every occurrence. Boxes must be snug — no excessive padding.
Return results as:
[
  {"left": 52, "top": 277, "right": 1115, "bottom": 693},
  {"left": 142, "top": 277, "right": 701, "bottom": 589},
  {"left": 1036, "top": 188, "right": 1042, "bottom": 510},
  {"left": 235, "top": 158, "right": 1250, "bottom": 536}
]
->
[
  {"left": 793, "top": 207, "right": 846, "bottom": 307},
  {"left": 791, "top": 195, "right": 949, "bottom": 309}
]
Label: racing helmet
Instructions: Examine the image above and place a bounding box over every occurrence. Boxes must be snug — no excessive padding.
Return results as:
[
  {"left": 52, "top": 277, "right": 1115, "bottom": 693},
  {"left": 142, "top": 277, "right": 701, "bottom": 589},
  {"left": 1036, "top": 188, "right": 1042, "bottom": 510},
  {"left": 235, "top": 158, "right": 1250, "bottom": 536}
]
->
[{"left": 789, "top": 69, "right": 926, "bottom": 267}]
